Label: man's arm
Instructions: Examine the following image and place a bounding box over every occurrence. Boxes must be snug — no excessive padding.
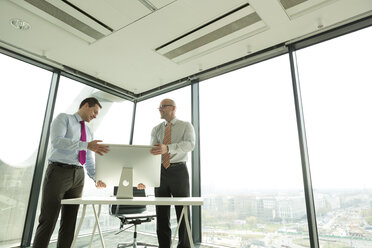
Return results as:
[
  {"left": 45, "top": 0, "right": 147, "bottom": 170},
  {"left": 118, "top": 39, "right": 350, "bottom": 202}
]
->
[
  {"left": 50, "top": 114, "right": 85, "bottom": 151},
  {"left": 86, "top": 142, "right": 108, "bottom": 188},
  {"left": 85, "top": 148, "right": 95, "bottom": 180},
  {"left": 168, "top": 122, "right": 195, "bottom": 153},
  {"left": 86, "top": 147, "right": 107, "bottom": 187},
  {"left": 150, "top": 125, "right": 160, "bottom": 145},
  {"left": 80, "top": 128, "right": 108, "bottom": 188}
]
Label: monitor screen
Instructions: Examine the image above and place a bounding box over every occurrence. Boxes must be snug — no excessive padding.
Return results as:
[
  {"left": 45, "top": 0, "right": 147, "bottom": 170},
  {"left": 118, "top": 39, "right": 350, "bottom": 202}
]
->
[{"left": 95, "top": 144, "right": 161, "bottom": 187}]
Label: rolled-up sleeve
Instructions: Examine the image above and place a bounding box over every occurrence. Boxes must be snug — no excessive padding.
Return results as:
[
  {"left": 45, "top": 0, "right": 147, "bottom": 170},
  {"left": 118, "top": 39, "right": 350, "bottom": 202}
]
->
[
  {"left": 85, "top": 151, "right": 95, "bottom": 181},
  {"left": 150, "top": 126, "right": 159, "bottom": 145},
  {"left": 85, "top": 128, "right": 95, "bottom": 181}
]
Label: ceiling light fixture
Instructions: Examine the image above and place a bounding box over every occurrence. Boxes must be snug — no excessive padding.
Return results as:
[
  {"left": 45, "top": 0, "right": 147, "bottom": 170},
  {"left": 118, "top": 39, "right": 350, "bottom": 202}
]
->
[{"left": 10, "top": 18, "right": 31, "bottom": 31}]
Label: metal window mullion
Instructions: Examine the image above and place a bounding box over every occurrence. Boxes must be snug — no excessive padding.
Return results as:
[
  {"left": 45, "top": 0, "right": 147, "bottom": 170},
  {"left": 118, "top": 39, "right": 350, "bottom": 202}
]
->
[
  {"left": 129, "top": 101, "right": 137, "bottom": 145},
  {"left": 288, "top": 45, "right": 319, "bottom": 248},
  {"left": 60, "top": 71, "right": 135, "bottom": 102},
  {"left": 21, "top": 71, "right": 60, "bottom": 247},
  {"left": 191, "top": 80, "right": 201, "bottom": 243}
]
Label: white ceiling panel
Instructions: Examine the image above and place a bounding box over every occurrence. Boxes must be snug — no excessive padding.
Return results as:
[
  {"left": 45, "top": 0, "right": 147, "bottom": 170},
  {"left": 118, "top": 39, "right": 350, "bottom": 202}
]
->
[
  {"left": 68, "top": 0, "right": 151, "bottom": 31},
  {"left": 0, "top": 0, "right": 371, "bottom": 95}
]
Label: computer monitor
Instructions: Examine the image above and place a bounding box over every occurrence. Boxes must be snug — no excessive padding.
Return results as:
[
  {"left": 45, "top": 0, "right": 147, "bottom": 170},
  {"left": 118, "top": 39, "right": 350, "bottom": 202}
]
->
[{"left": 95, "top": 144, "right": 161, "bottom": 198}]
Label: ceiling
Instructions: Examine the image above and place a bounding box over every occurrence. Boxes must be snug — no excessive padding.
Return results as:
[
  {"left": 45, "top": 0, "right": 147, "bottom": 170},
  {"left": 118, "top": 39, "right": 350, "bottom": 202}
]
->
[{"left": 0, "top": 0, "right": 371, "bottom": 95}]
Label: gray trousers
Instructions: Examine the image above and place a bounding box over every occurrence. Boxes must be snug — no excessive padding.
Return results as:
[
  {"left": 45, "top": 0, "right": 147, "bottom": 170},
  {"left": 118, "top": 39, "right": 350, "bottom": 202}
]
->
[
  {"left": 33, "top": 163, "right": 85, "bottom": 248},
  {"left": 155, "top": 162, "right": 191, "bottom": 248}
]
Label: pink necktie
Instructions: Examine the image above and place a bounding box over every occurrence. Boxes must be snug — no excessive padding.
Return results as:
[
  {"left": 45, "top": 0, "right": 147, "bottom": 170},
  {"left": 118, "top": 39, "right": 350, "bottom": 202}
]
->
[{"left": 79, "top": 121, "right": 86, "bottom": 165}]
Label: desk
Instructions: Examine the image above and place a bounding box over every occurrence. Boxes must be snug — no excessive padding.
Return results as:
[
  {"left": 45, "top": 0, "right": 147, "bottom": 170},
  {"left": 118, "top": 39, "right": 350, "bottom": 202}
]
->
[{"left": 61, "top": 196, "right": 203, "bottom": 248}]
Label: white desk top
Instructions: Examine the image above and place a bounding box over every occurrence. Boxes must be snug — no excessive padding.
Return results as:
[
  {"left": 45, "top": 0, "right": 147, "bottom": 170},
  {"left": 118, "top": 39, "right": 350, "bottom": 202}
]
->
[{"left": 61, "top": 196, "right": 203, "bottom": 206}]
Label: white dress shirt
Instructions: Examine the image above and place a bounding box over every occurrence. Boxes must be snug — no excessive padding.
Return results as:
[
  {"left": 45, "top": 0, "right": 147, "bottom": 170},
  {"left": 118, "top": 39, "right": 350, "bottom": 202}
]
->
[
  {"left": 151, "top": 118, "right": 195, "bottom": 163},
  {"left": 49, "top": 112, "right": 95, "bottom": 180}
]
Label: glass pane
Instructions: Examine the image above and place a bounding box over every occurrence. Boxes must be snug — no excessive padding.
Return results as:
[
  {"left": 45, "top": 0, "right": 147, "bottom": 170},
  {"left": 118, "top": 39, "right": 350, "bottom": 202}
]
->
[
  {"left": 297, "top": 26, "right": 372, "bottom": 247},
  {"left": 200, "top": 55, "right": 310, "bottom": 247},
  {"left": 133, "top": 87, "right": 192, "bottom": 234},
  {"left": 0, "top": 53, "right": 52, "bottom": 247},
  {"left": 31, "top": 76, "right": 133, "bottom": 242}
]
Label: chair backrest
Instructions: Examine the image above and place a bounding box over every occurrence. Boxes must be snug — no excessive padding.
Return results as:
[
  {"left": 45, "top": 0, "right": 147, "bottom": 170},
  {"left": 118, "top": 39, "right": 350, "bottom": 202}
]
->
[{"left": 110, "top": 186, "right": 147, "bottom": 215}]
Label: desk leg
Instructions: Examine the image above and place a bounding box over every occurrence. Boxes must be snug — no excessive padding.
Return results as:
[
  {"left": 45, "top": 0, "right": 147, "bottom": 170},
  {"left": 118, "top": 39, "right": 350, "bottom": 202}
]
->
[
  {"left": 171, "top": 206, "right": 185, "bottom": 248},
  {"left": 183, "top": 206, "right": 194, "bottom": 248},
  {"left": 170, "top": 206, "right": 194, "bottom": 248},
  {"left": 91, "top": 204, "right": 105, "bottom": 248},
  {"left": 89, "top": 204, "right": 101, "bottom": 247},
  {"left": 71, "top": 204, "right": 87, "bottom": 248}
]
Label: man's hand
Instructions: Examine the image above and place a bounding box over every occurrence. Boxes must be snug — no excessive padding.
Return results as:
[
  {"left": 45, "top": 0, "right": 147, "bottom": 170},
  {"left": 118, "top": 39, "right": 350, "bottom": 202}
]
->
[
  {"left": 137, "top": 183, "right": 146, "bottom": 190},
  {"left": 150, "top": 144, "right": 168, "bottom": 155},
  {"left": 96, "top": 180, "right": 106, "bottom": 188},
  {"left": 88, "top": 140, "right": 109, "bottom": 155}
]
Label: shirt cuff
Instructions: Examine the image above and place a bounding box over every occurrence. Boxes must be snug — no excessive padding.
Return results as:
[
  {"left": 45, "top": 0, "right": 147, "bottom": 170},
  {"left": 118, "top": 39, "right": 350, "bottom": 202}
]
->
[
  {"left": 167, "top": 144, "right": 174, "bottom": 154},
  {"left": 80, "top": 141, "right": 88, "bottom": 150}
]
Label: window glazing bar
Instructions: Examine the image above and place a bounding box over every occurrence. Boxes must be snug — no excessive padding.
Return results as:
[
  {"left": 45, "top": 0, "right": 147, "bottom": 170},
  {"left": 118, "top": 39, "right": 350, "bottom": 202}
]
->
[
  {"left": 21, "top": 71, "right": 60, "bottom": 247},
  {"left": 129, "top": 101, "right": 137, "bottom": 145},
  {"left": 60, "top": 71, "right": 135, "bottom": 102},
  {"left": 0, "top": 45, "right": 55, "bottom": 72},
  {"left": 288, "top": 45, "right": 319, "bottom": 248},
  {"left": 191, "top": 80, "right": 201, "bottom": 243},
  {"left": 291, "top": 15, "right": 372, "bottom": 51}
]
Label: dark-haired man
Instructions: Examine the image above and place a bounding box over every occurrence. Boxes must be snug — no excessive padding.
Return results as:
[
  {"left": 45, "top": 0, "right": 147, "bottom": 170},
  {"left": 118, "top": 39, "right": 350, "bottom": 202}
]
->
[{"left": 33, "top": 97, "right": 109, "bottom": 248}]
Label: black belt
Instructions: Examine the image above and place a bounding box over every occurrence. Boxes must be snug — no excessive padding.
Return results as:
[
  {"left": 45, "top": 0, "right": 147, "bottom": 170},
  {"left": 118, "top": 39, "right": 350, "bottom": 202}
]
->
[
  {"left": 171, "top": 162, "right": 186, "bottom": 165},
  {"left": 164, "top": 162, "right": 186, "bottom": 167},
  {"left": 49, "top": 161, "right": 83, "bottom": 169}
]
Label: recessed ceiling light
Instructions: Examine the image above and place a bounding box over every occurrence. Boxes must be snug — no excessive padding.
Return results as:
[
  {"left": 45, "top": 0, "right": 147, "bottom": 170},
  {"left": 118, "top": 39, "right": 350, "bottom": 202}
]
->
[{"left": 10, "top": 18, "right": 31, "bottom": 31}]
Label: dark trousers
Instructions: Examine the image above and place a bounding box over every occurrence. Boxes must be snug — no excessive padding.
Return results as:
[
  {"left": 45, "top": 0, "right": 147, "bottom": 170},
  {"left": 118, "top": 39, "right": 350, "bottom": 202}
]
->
[
  {"left": 155, "top": 162, "right": 191, "bottom": 248},
  {"left": 33, "top": 163, "right": 85, "bottom": 248}
]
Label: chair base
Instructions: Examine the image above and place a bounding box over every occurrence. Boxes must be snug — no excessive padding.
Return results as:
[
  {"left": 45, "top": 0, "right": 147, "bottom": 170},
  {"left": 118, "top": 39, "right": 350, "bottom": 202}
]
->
[
  {"left": 116, "top": 223, "right": 157, "bottom": 248},
  {"left": 117, "top": 241, "right": 158, "bottom": 248}
]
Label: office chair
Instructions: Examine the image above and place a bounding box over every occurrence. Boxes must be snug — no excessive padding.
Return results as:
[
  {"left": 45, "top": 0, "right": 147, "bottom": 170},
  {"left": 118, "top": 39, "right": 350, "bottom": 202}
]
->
[{"left": 110, "top": 187, "right": 157, "bottom": 248}]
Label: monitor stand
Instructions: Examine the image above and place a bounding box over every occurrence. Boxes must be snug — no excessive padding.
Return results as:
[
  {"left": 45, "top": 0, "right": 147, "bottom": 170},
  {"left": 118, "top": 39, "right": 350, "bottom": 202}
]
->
[{"left": 116, "top": 167, "right": 133, "bottom": 199}]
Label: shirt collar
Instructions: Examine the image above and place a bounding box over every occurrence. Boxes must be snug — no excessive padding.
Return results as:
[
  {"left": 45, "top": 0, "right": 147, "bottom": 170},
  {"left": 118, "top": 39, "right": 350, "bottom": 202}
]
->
[
  {"left": 74, "top": 112, "right": 83, "bottom": 123},
  {"left": 164, "top": 118, "right": 177, "bottom": 126}
]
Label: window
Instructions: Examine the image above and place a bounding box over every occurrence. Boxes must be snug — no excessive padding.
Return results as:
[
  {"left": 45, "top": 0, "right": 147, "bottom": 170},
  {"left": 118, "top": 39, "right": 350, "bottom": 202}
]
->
[
  {"left": 0, "top": 53, "right": 52, "bottom": 247},
  {"left": 296, "top": 27, "right": 372, "bottom": 247},
  {"left": 200, "top": 55, "right": 309, "bottom": 247}
]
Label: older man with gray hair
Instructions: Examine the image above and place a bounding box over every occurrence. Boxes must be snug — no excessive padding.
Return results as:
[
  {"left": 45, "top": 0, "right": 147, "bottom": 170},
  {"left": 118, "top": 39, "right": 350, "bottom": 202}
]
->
[{"left": 150, "top": 98, "right": 195, "bottom": 248}]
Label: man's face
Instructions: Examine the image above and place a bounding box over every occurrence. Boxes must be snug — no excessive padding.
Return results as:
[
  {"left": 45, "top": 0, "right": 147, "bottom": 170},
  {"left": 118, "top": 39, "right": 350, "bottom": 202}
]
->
[
  {"left": 82, "top": 103, "right": 100, "bottom": 122},
  {"left": 158, "top": 100, "right": 174, "bottom": 120}
]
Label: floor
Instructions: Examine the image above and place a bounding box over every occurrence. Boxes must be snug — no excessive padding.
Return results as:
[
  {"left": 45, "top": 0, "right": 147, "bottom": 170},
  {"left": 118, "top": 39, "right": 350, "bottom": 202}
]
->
[
  {"left": 48, "top": 229, "right": 210, "bottom": 248},
  {"left": 49, "top": 229, "right": 158, "bottom": 248}
]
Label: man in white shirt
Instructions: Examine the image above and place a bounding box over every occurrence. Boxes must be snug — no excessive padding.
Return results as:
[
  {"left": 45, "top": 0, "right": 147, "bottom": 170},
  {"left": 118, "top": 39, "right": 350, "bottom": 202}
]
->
[{"left": 150, "top": 98, "right": 195, "bottom": 248}]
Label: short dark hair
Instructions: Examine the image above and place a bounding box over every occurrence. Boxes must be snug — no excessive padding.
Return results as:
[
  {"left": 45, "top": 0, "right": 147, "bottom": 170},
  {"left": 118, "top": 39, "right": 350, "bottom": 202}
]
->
[{"left": 79, "top": 97, "right": 102, "bottom": 109}]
